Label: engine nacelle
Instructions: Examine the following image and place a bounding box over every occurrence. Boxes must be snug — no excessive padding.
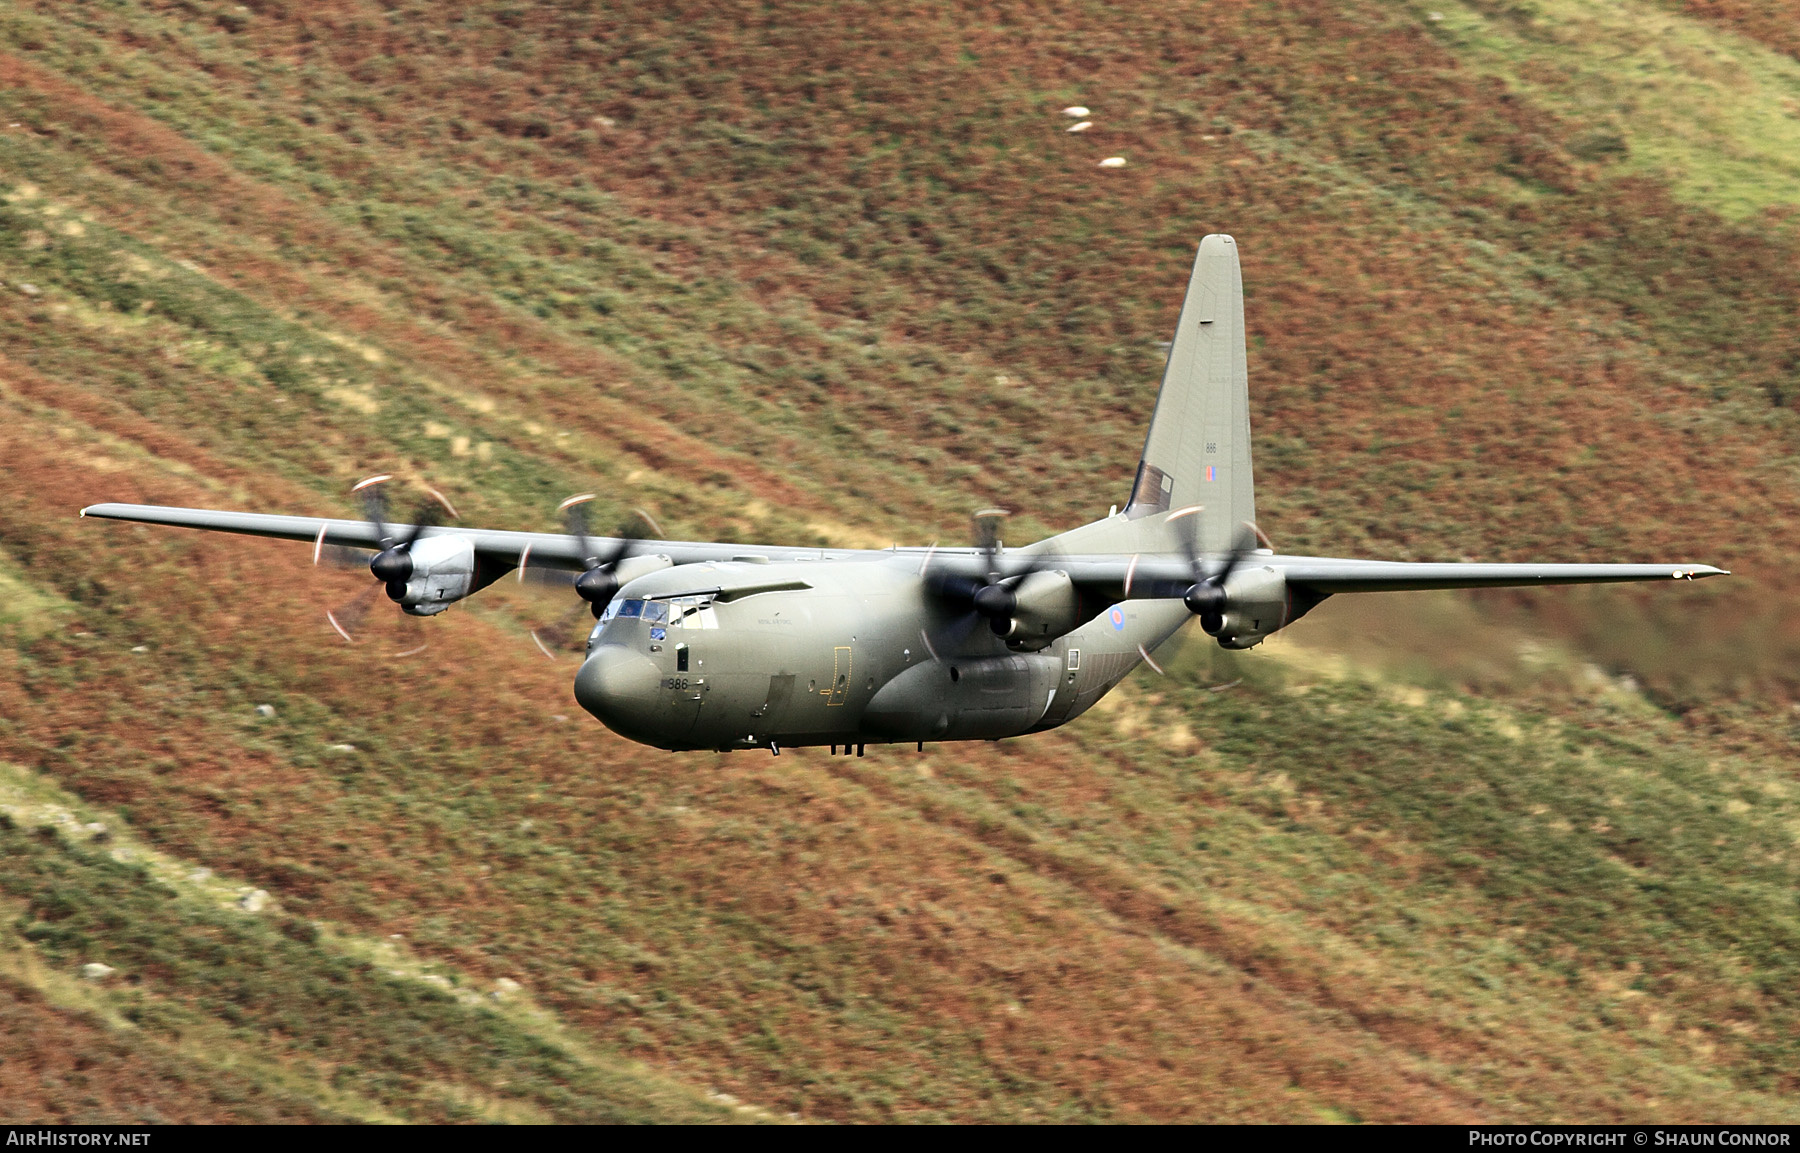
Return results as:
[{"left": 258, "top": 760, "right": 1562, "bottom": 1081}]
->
[
  {"left": 1211, "top": 565, "right": 1289, "bottom": 650},
  {"left": 387, "top": 534, "right": 476, "bottom": 616},
  {"left": 999, "top": 570, "right": 1081, "bottom": 651},
  {"left": 575, "top": 554, "right": 675, "bottom": 608}
]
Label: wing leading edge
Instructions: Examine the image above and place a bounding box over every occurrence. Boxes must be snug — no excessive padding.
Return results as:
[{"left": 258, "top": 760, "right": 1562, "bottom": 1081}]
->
[
  {"left": 79, "top": 503, "right": 1728, "bottom": 591},
  {"left": 1263, "top": 559, "right": 1728, "bottom": 592},
  {"left": 76, "top": 502, "right": 869, "bottom": 571}
]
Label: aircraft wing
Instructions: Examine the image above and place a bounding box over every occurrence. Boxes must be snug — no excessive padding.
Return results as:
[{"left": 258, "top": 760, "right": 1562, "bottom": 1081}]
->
[
  {"left": 77, "top": 503, "right": 872, "bottom": 571},
  {"left": 1039, "top": 554, "right": 1728, "bottom": 598},
  {"left": 1265, "top": 559, "right": 1727, "bottom": 592},
  {"left": 80, "top": 504, "right": 1730, "bottom": 591}
]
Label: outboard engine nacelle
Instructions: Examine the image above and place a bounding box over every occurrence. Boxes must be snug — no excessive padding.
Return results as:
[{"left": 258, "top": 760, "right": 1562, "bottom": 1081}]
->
[
  {"left": 1211, "top": 565, "right": 1290, "bottom": 650},
  {"left": 384, "top": 534, "right": 476, "bottom": 616}
]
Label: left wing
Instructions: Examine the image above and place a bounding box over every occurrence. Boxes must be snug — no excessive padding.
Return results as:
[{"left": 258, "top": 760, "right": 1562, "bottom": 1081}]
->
[
  {"left": 1042, "top": 554, "right": 1727, "bottom": 599},
  {"left": 77, "top": 503, "right": 874, "bottom": 570},
  {"left": 1257, "top": 558, "right": 1728, "bottom": 592}
]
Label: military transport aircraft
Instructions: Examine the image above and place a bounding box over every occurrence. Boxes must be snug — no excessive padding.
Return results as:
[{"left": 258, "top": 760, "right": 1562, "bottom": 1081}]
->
[{"left": 82, "top": 236, "right": 1726, "bottom": 755}]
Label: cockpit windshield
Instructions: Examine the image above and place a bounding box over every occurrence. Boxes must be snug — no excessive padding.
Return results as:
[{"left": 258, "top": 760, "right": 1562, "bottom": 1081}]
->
[
  {"left": 598, "top": 598, "right": 671, "bottom": 625},
  {"left": 592, "top": 595, "right": 717, "bottom": 645}
]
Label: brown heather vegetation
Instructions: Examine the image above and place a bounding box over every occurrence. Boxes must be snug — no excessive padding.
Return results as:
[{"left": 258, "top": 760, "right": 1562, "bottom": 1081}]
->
[{"left": 0, "top": 0, "right": 1797, "bottom": 1123}]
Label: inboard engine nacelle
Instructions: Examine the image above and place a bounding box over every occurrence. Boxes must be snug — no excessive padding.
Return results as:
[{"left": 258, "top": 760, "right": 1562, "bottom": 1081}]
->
[{"left": 998, "top": 570, "right": 1082, "bottom": 651}]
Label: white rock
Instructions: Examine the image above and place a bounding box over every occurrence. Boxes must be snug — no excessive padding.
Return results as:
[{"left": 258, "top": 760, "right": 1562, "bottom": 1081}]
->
[
  {"left": 83, "top": 822, "right": 106, "bottom": 835},
  {"left": 240, "top": 889, "right": 269, "bottom": 913},
  {"left": 130, "top": 646, "right": 148, "bottom": 654},
  {"left": 420, "top": 974, "right": 451, "bottom": 989},
  {"left": 1097, "top": 156, "right": 1127, "bottom": 168},
  {"left": 1428, "top": 11, "right": 1444, "bottom": 20},
  {"left": 80, "top": 963, "right": 115, "bottom": 980},
  {"left": 17, "top": 283, "right": 40, "bottom": 296},
  {"left": 491, "top": 977, "right": 523, "bottom": 1001},
  {"left": 1066, "top": 121, "right": 1093, "bottom": 134},
  {"left": 327, "top": 743, "right": 357, "bottom": 753},
  {"left": 254, "top": 704, "right": 275, "bottom": 718},
  {"left": 188, "top": 867, "right": 212, "bottom": 882},
  {"left": 1061, "top": 106, "right": 1090, "bottom": 118}
]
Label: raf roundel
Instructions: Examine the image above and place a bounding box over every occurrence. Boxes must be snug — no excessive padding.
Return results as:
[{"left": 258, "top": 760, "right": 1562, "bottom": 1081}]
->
[{"left": 1109, "top": 606, "right": 1127, "bottom": 632}]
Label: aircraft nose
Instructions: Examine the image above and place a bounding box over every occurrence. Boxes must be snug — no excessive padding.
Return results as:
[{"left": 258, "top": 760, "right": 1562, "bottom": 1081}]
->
[{"left": 573, "top": 645, "right": 661, "bottom": 733}]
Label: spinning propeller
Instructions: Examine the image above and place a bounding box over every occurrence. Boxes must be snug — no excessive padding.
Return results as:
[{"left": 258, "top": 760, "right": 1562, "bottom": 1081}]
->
[
  {"left": 1166, "top": 506, "right": 1258, "bottom": 635},
  {"left": 317, "top": 474, "right": 459, "bottom": 651},
  {"left": 521, "top": 497, "right": 663, "bottom": 657},
  {"left": 920, "top": 508, "right": 1061, "bottom": 657},
  {"left": 1127, "top": 506, "right": 1269, "bottom": 675}
]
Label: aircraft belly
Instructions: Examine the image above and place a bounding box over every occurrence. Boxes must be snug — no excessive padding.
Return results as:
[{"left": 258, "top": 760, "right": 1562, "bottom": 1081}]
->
[
  {"left": 863, "top": 653, "right": 1060, "bottom": 742},
  {"left": 1033, "top": 600, "right": 1191, "bottom": 731}
]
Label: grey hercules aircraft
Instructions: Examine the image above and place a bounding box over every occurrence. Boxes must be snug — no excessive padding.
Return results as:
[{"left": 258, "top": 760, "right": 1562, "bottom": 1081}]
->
[{"left": 83, "top": 236, "right": 1726, "bottom": 755}]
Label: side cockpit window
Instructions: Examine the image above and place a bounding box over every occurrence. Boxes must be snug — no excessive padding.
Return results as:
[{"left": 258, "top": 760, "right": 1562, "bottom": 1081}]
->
[{"left": 667, "top": 596, "right": 719, "bottom": 630}]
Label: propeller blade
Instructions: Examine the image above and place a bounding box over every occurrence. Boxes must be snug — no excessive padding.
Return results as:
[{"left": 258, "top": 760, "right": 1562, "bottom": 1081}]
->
[
  {"left": 973, "top": 507, "right": 1008, "bottom": 581},
  {"left": 558, "top": 493, "right": 598, "bottom": 565},
  {"left": 390, "top": 613, "right": 429, "bottom": 659},
  {"left": 1205, "top": 522, "right": 1259, "bottom": 586},
  {"left": 352, "top": 474, "right": 392, "bottom": 544},
  {"left": 530, "top": 600, "right": 595, "bottom": 657},
  {"left": 398, "top": 499, "right": 444, "bottom": 550},
  {"left": 1167, "top": 504, "right": 1205, "bottom": 576},
  {"left": 325, "top": 582, "right": 381, "bottom": 643},
  {"left": 319, "top": 544, "right": 373, "bottom": 570},
  {"left": 923, "top": 609, "right": 985, "bottom": 661}
]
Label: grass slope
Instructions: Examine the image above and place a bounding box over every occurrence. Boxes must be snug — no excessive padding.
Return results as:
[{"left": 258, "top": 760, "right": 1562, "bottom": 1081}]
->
[{"left": 0, "top": 0, "right": 1794, "bottom": 1122}]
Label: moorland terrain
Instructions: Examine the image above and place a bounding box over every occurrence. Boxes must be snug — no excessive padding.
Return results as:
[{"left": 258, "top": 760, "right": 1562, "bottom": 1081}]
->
[{"left": 0, "top": 0, "right": 1798, "bottom": 1122}]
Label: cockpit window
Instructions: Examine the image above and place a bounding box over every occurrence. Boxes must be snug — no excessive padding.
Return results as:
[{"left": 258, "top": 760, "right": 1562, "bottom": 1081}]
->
[
  {"left": 600, "top": 598, "right": 651, "bottom": 624},
  {"left": 667, "top": 596, "right": 719, "bottom": 630},
  {"left": 597, "top": 595, "right": 713, "bottom": 631}
]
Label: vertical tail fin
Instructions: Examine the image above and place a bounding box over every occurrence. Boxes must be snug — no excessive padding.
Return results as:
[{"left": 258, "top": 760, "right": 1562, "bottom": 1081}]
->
[{"left": 1124, "top": 234, "right": 1256, "bottom": 552}]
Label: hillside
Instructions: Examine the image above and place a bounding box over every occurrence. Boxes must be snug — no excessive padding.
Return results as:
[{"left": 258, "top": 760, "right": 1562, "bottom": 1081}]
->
[{"left": 0, "top": 0, "right": 1797, "bottom": 1122}]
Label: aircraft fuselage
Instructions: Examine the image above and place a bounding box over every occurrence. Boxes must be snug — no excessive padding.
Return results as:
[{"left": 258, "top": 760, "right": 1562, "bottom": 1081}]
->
[{"left": 572, "top": 557, "right": 1190, "bottom": 752}]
